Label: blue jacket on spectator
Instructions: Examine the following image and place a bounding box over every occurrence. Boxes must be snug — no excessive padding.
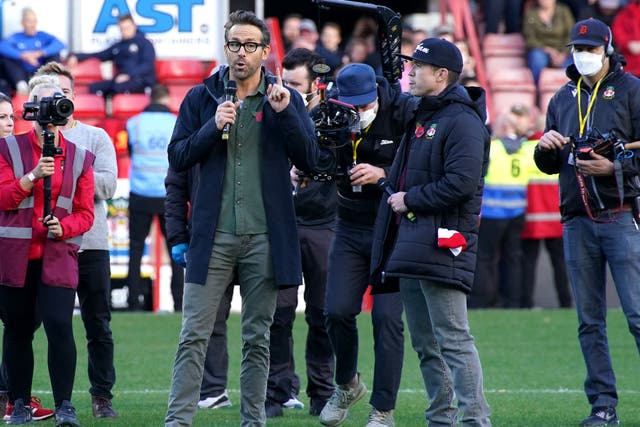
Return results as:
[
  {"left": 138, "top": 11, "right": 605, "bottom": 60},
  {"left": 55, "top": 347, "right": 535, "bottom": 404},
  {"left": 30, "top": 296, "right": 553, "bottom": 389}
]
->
[{"left": 0, "top": 31, "right": 65, "bottom": 72}]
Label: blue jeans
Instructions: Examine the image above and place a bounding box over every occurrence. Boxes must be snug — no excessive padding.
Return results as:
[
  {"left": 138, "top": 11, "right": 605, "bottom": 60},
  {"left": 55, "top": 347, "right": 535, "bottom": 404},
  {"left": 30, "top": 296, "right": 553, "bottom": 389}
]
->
[
  {"left": 563, "top": 213, "right": 640, "bottom": 409},
  {"left": 165, "top": 232, "right": 278, "bottom": 427},
  {"left": 325, "top": 219, "right": 404, "bottom": 411},
  {"left": 400, "top": 279, "right": 491, "bottom": 427},
  {"left": 527, "top": 48, "right": 573, "bottom": 84}
]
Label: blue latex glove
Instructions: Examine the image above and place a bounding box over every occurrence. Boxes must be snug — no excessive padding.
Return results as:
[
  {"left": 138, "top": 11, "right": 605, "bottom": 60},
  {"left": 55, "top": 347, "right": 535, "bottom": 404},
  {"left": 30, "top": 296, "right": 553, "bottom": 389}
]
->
[{"left": 171, "top": 243, "right": 189, "bottom": 268}]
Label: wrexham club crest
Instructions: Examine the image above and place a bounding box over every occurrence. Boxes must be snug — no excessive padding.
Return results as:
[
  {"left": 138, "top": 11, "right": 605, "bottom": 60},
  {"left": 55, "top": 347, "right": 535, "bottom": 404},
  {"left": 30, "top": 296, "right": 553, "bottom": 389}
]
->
[
  {"left": 415, "top": 123, "right": 438, "bottom": 140},
  {"left": 602, "top": 86, "right": 615, "bottom": 100}
]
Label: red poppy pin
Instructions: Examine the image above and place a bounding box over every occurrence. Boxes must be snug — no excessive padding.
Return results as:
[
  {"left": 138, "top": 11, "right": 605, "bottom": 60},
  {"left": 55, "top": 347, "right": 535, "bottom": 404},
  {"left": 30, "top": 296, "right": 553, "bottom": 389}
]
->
[
  {"left": 255, "top": 111, "right": 263, "bottom": 122},
  {"left": 415, "top": 123, "right": 425, "bottom": 138}
]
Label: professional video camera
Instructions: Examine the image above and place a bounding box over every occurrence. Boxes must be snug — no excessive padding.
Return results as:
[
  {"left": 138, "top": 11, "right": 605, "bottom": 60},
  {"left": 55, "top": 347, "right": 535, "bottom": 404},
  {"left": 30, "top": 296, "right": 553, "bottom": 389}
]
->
[
  {"left": 305, "top": 63, "right": 360, "bottom": 182},
  {"left": 22, "top": 92, "right": 74, "bottom": 127}
]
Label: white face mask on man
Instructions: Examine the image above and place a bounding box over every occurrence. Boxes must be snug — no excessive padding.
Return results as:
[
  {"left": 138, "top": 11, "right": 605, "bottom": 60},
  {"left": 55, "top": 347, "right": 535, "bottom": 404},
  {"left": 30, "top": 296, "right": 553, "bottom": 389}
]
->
[
  {"left": 359, "top": 102, "right": 378, "bottom": 129},
  {"left": 573, "top": 51, "right": 605, "bottom": 77}
]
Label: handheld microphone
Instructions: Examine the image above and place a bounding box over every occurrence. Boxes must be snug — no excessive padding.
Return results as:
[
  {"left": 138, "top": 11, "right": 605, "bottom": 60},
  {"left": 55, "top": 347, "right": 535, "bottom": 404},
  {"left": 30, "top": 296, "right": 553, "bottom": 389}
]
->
[
  {"left": 221, "top": 80, "right": 237, "bottom": 141},
  {"left": 377, "top": 178, "right": 417, "bottom": 223}
]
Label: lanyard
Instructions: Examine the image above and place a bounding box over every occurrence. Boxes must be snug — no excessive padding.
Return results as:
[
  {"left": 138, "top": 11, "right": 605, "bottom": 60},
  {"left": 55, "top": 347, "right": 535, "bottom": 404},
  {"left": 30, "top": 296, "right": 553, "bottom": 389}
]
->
[
  {"left": 577, "top": 76, "right": 604, "bottom": 137},
  {"left": 351, "top": 123, "right": 372, "bottom": 164}
]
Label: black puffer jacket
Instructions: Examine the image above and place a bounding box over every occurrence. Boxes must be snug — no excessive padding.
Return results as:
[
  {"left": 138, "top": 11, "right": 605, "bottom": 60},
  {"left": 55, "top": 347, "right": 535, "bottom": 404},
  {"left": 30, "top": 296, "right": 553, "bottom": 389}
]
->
[
  {"left": 370, "top": 84, "right": 490, "bottom": 294},
  {"left": 534, "top": 55, "right": 640, "bottom": 221}
]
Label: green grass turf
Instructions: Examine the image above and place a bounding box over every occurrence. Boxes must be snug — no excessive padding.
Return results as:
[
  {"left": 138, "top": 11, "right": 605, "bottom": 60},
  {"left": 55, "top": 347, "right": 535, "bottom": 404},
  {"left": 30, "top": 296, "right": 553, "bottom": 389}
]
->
[{"left": 26, "top": 308, "right": 640, "bottom": 426}]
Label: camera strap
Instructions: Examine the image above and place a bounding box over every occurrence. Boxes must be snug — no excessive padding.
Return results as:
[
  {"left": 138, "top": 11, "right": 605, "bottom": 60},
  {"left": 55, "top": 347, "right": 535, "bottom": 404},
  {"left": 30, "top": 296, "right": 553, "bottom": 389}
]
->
[{"left": 576, "top": 159, "right": 624, "bottom": 222}]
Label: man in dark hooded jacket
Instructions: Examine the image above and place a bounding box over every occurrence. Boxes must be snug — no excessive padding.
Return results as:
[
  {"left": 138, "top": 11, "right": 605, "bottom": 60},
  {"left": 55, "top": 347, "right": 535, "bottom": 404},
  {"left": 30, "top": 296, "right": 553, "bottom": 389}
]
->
[{"left": 370, "top": 38, "right": 492, "bottom": 426}]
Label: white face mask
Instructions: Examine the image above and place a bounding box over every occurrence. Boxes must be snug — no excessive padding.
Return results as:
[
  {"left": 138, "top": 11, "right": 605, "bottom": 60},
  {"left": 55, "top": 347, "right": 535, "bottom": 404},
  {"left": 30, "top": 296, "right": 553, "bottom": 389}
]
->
[
  {"left": 573, "top": 51, "right": 604, "bottom": 77},
  {"left": 359, "top": 102, "right": 378, "bottom": 129}
]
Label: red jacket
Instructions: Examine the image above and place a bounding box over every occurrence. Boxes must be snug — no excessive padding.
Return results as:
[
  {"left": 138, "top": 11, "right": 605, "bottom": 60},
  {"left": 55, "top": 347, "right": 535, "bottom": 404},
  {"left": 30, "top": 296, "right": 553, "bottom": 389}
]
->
[
  {"left": 612, "top": 2, "right": 640, "bottom": 77},
  {"left": 0, "top": 129, "right": 94, "bottom": 287}
]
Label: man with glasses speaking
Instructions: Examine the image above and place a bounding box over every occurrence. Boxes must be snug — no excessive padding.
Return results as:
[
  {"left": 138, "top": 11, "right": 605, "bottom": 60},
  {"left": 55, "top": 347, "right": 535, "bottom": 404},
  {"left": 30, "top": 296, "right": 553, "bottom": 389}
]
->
[{"left": 164, "top": 10, "right": 319, "bottom": 427}]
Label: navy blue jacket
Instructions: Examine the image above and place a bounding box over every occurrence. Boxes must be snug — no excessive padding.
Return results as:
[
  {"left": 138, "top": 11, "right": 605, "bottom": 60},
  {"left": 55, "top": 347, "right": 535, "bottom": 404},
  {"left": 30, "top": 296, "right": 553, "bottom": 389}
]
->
[
  {"left": 370, "top": 84, "right": 490, "bottom": 294},
  {"left": 534, "top": 55, "right": 640, "bottom": 220},
  {"left": 168, "top": 65, "right": 319, "bottom": 286},
  {"left": 76, "top": 30, "right": 156, "bottom": 87}
]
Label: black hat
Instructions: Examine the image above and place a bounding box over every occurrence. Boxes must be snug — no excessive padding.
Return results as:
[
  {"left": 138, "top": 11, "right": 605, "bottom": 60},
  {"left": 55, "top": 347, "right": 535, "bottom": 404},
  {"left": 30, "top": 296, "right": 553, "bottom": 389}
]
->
[
  {"left": 398, "top": 38, "right": 463, "bottom": 73},
  {"left": 567, "top": 18, "right": 611, "bottom": 48}
]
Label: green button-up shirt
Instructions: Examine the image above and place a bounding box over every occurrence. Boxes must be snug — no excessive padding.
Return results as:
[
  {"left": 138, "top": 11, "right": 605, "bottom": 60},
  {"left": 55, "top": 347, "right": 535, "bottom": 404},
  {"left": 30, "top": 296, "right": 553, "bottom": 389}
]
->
[{"left": 216, "top": 76, "right": 268, "bottom": 234}]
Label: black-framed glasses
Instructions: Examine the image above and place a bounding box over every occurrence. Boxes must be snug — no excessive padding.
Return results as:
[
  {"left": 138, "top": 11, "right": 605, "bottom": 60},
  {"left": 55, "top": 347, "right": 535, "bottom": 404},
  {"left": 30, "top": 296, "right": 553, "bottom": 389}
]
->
[{"left": 226, "top": 41, "right": 265, "bottom": 53}]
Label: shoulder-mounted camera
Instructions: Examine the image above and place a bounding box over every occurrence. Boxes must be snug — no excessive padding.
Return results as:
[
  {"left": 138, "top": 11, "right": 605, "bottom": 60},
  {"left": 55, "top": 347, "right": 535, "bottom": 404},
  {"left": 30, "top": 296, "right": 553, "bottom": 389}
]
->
[{"left": 23, "top": 92, "right": 74, "bottom": 127}]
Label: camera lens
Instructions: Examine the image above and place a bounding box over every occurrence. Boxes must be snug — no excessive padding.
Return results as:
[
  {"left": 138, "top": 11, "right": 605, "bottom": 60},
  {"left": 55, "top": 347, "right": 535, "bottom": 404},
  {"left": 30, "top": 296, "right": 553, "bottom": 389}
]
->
[{"left": 55, "top": 98, "right": 74, "bottom": 117}]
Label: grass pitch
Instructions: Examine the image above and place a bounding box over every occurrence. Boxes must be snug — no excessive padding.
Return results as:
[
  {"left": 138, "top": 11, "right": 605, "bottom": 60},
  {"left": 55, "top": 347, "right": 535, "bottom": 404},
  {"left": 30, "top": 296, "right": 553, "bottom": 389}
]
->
[{"left": 27, "top": 308, "right": 640, "bottom": 426}]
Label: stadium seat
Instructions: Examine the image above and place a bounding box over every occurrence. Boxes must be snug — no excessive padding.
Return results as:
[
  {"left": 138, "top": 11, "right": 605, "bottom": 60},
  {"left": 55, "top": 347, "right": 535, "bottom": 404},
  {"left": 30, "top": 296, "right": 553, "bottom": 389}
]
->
[
  {"left": 482, "top": 33, "right": 526, "bottom": 58},
  {"left": 484, "top": 55, "right": 526, "bottom": 73},
  {"left": 69, "top": 58, "right": 103, "bottom": 85},
  {"left": 156, "top": 60, "right": 207, "bottom": 84},
  {"left": 72, "top": 93, "right": 106, "bottom": 120},
  {"left": 489, "top": 68, "right": 536, "bottom": 116},
  {"left": 110, "top": 93, "right": 150, "bottom": 119},
  {"left": 167, "top": 84, "right": 193, "bottom": 100},
  {"left": 537, "top": 68, "right": 569, "bottom": 115}
]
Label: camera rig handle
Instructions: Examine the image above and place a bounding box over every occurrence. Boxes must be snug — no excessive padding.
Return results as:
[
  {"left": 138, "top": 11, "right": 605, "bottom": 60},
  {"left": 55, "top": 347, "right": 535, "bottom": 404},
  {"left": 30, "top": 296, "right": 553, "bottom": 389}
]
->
[
  {"left": 41, "top": 129, "right": 62, "bottom": 219},
  {"left": 312, "top": 0, "right": 404, "bottom": 84}
]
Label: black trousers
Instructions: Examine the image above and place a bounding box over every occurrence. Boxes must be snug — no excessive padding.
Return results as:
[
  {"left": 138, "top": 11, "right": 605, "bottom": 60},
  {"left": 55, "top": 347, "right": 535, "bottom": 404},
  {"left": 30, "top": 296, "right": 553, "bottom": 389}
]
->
[
  {"left": 127, "top": 193, "right": 184, "bottom": 311},
  {"left": 521, "top": 238, "right": 572, "bottom": 308},
  {"left": 0, "top": 260, "right": 76, "bottom": 407},
  {"left": 267, "top": 225, "right": 336, "bottom": 404},
  {"left": 89, "top": 77, "right": 149, "bottom": 96},
  {"left": 0, "top": 55, "right": 60, "bottom": 89},
  {"left": 77, "top": 250, "right": 116, "bottom": 399},
  {"left": 470, "top": 215, "right": 526, "bottom": 308}
]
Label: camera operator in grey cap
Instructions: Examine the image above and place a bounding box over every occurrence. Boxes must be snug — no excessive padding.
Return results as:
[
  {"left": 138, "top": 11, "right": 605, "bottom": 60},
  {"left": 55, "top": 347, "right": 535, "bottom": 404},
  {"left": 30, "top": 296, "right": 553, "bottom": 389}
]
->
[
  {"left": 370, "top": 37, "right": 492, "bottom": 426},
  {"left": 319, "top": 62, "right": 417, "bottom": 427},
  {"left": 535, "top": 18, "right": 640, "bottom": 426}
]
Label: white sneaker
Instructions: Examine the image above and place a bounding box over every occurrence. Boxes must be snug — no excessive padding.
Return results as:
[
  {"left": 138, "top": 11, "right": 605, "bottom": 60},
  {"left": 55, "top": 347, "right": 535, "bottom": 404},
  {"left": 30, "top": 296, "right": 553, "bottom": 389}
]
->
[
  {"left": 197, "top": 390, "right": 232, "bottom": 409},
  {"left": 283, "top": 394, "right": 305, "bottom": 409}
]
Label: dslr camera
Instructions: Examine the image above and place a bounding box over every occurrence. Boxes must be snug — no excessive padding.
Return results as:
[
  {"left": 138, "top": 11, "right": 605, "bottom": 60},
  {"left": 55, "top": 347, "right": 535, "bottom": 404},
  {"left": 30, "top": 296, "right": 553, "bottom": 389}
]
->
[
  {"left": 570, "top": 129, "right": 625, "bottom": 161},
  {"left": 23, "top": 92, "right": 74, "bottom": 127}
]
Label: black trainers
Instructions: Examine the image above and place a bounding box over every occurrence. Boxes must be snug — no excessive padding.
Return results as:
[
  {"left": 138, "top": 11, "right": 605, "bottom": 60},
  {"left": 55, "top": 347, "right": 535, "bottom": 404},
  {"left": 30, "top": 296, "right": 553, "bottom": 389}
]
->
[
  {"left": 55, "top": 400, "right": 80, "bottom": 427},
  {"left": 8, "top": 398, "right": 32, "bottom": 425},
  {"left": 580, "top": 407, "right": 619, "bottom": 426},
  {"left": 265, "top": 399, "right": 284, "bottom": 418},
  {"left": 309, "top": 398, "right": 328, "bottom": 416},
  {"left": 92, "top": 395, "right": 117, "bottom": 418}
]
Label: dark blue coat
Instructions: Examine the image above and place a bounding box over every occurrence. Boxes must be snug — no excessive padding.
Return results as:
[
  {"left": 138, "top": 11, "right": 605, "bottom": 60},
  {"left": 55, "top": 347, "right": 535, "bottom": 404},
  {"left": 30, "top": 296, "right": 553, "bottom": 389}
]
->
[
  {"left": 168, "top": 65, "right": 318, "bottom": 286},
  {"left": 370, "top": 84, "right": 490, "bottom": 294}
]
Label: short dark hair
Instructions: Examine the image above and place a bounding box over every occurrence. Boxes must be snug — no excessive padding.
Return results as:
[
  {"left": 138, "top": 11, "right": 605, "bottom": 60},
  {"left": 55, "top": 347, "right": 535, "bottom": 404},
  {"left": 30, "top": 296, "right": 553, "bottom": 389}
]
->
[
  {"left": 224, "top": 10, "right": 270, "bottom": 46},
  {"left": 118, "top": 13, "right": 135, "bottom": 24},
  {"left": 447, "top": 70, "right": 460, "bottom": 85},
  {"left": 0, "top": 92, "right": 12, "bottom": 105},
  {"left": 282, "top": 48, "right": 325, "bottom": 80},
  {"left": 151, "top": 83, "right": 170, "bottom": 103}
]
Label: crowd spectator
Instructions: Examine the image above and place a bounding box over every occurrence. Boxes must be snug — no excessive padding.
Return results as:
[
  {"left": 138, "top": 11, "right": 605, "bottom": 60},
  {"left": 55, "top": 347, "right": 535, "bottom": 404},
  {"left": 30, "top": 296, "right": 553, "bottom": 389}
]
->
[
  {"left": 164, "top": 10, "right": 319, "bottom": 427},
  {"left": 125, "top": 83, "right": 183, "bottom": 312},
  {"left": 469, "top": 104, "right": 535, "bottom": 308},
  {"left": 281, "top": 13, "right": 302, "bottom": 52},
  {"left": 66, "top": 14, "right": 156, "bottom": 96},
  {"left": 521, "top": 123, "right": 572, "bottom": 309},
  {"left": 578, "top": 0, "right": 622, "bottom": 27},
  {"left": 0, "top": 7, "right": 65, "bottom": 95},
  {"left": 483, "top": 0, "right": 525, "bottom": 33},
  {"left": 294, "top": 19, "right": 319, "bottom": 52},
  {"left": 523, "top": 0, "right": 575, "bottom": 84},
  {"left": 611, "top": 0, "right": 640, "bottom": 77},
  {"left": 317, "top": 22, "right": 343, "bottom": 71},
  {"left": 32, "top": 61, "right": 119, "bottom": 418},
  {"left": 0, "top": 79, "right": 95, "bottom": 426}
]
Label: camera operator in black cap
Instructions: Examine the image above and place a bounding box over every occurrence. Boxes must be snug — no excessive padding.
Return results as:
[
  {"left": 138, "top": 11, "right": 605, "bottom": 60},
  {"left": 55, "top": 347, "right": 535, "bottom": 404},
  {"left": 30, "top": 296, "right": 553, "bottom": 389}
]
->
[
  {"left": 370, "top": 37, "right": 492, "bottom": 426},
  {"left": 535, "top": 18, "right": 640, "bottom": 426},
  {"left": 319, "top": 61, "right": 416, "bottom": 427}
]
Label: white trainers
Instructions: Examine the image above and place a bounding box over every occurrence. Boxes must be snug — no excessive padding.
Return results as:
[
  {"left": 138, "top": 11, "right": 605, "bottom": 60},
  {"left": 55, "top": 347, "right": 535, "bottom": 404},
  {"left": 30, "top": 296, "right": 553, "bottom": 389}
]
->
[
  {"left": 366, "top": 408, "right": 395, "bottom": 427},
  {"left": 197, "top": 390, "right": 232, "bottom": 409},
  {"left": 319, "top": 373, "right": 367, "bottom": 427},
  {"left": 283, "top": 394, "right": 304, "bottom": 409}
]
